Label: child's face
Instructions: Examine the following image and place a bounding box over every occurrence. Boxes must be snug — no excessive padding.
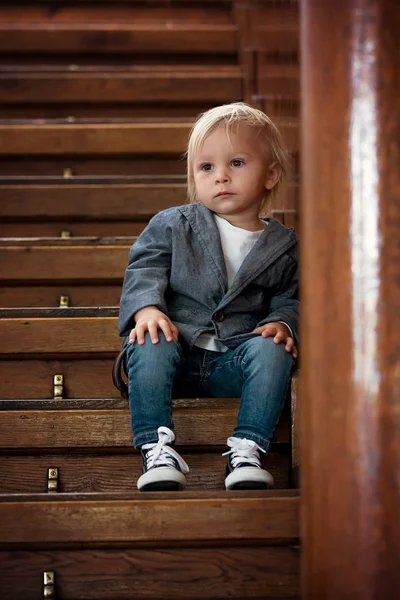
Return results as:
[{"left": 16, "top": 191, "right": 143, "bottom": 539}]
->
[{"left": 193, "top": 123, "right": 278, "bottom": 227}]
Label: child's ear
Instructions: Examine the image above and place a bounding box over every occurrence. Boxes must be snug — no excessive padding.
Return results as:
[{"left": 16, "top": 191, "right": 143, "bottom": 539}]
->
[{"left": 265, "top": 161, "right": 281, "bottom": 190}]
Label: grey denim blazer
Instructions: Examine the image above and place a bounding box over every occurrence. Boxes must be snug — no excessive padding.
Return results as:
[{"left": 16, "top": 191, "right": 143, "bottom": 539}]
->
[{"left": 118, "top": 202, "right": 299, "bottom": 349}]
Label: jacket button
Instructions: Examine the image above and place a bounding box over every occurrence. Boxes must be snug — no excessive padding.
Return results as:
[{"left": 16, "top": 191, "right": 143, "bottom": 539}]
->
[{"left": 213, "top": 310, "right": 225, "bottom": 322}]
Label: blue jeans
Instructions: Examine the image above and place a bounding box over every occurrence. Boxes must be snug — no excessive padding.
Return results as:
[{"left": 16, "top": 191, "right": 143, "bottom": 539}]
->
[{"left": 126, "top": 333, "right": 295, "bottom": 451}]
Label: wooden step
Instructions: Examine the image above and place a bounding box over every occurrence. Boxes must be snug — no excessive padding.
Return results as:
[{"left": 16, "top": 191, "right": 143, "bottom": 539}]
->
[
  {"left": 0, "top": 239, "right": 130, "bottom": 306},
  {"left": 0, "top": 238, "right": 127, "bottom": 304},
  {"left": 0, "top": 399, "right": 289, "bottom": 448},
  {"left": 0, "top": 2, "right": 234, "bottom": 26},
  {"left": 0, "top": 121, "right": 192, "bottom": 155},
  {"left": 0, "top": 178, "right": 298, "bottom": 240},
  {"left": 0, "top": 542, "right": 300, "bottom": 600},
  {"left": 0, "top": 66, "right": 242, "bottom": 104},
  {"left": 0, "top": 285, "right": 123, "bottom": 308},
  {"left": 0, "top": 308, "right": 120, "bottom": 356},
  {"left": 0, "top": 156, "right": 187, "bottom": 178},
  {"left": 0, "top": 119, "right": 298, "bottom": 155},
  {"left": 0, "top": 490, "right": 299, "bottom": 545},
  {"left": 0, "top": 237, "right": 135, "bottom": 284},
  {"left": 0, "top": 64, "right": 243, "bottom": 118},
  {"left": 0, "top": 119, "right": 297, "bottom": 177},
  {"left": 0, "top": 177, "right": 187, "bottom": 239},
  {"left": 0, "top": 450, "right": 290, "bottom": 493},
  {"left": 0, "top": 23, "right": 237, "bottom": 56},
  {"left": 0, "top": 490, "right": 299, "bottom": 599}
]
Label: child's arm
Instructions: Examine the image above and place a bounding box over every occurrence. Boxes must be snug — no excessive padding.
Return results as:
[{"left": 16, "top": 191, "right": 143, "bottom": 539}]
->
[
  {"left": 118, "top": 211, "right": 174, "bottom": 338},
  {"left": 128, "top": 306, "right": 179, "bottom": 345},
  {"left": 252, "top": 250, "right": 299, "bottom": 357}
]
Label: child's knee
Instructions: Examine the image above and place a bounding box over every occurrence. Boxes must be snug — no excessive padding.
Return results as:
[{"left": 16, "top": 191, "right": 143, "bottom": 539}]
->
[
  {"left": 246, "top": 335, "right": 293, "bottom": 366},
  {"left": 126, "top": 331, "right": 181, "bottom": 369}
]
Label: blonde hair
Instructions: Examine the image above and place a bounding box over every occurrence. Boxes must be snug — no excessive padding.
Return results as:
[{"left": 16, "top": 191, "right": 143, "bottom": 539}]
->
[{"left": 186, "top": 102, "right": 291, "bottom": 215}]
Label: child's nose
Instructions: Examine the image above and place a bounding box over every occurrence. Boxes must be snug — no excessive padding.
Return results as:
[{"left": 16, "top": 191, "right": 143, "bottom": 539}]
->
[{"left": 215, "top": 169, "right": 230, "bottom": 183}]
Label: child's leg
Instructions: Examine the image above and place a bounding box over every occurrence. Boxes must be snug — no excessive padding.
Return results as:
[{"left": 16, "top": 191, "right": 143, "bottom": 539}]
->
[
  {"left": 126, "top": 331, "right": 184, "bottom": 448},
  {"left": 203, "top": 336, "right": 294, "bottom": 489},
  {"left": 204, "top": 336, "right": 295, "bottom": 451}
]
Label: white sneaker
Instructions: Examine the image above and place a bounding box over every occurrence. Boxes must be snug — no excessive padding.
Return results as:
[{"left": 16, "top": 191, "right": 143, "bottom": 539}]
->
[
  {"left": 137, "top": 426, "right": 189, "bottom": 491},
  {"left": 223, "top": 436, "right": 274, "bottom": 490}
]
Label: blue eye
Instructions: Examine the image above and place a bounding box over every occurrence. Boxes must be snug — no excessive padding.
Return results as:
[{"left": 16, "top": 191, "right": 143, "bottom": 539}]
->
[
  {"left": 231, "top": 159, "right": 244, "bottom": 167},
  {"left": 200, "top": 163, "right": 213, "bottom": 171}
]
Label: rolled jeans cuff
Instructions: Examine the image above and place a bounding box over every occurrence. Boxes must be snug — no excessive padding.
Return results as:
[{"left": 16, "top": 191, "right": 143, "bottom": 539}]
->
[
  {"left": 231, "top": 428, "right": 271, "bottom": 453},
  {"left": 133, "top": 428, "right": 169, "bottom": 449}
]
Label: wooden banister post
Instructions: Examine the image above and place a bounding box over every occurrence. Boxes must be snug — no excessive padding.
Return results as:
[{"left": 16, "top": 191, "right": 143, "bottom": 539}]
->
[{"left": 300, "top": 0, "right": 400, "bottom": 598}]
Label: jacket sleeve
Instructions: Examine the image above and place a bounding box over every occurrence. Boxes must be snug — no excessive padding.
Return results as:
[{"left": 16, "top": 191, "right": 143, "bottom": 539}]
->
[
  {"left": 118, "top": 213, "right": 172, "bottom": 337},
  {"left": 256, "top": 251, "right": 299, "bottom": 344}
]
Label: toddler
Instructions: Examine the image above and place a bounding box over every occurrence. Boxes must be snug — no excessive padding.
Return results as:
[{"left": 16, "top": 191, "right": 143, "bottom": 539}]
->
[{"left": 118, "top": 102, "right": 298, "bottom": 491}]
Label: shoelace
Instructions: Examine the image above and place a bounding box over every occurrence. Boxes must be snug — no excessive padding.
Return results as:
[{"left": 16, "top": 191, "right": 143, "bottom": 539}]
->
[
  {"left": 222, "top": 436, "right": 266, "bottom": 469},
  {"left": 142, "top": 427, "right": 189, "bottom": 473}
]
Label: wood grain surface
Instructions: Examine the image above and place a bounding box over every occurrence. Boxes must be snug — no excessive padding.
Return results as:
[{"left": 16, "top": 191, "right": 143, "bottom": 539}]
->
[
  {"left": 0, "top": 451, "right": 289, "bottom": 493},
  {"left": 0, "top": 545, "right": 299, "bottom": 599},
  {"left": 0, "top": 405, "right": 289, "bottom": 448},
  {"left": 0, "top": 67, "right": 241, "bottom": 104},
  {"left": 301, "top": 0, "right": 400, "bottom": 597},
  {"left": 0, "top": 492, "right": 299, "bottom": 545},
  {"left": 0, "top": 182, "right": 187, "bottom": 218}
]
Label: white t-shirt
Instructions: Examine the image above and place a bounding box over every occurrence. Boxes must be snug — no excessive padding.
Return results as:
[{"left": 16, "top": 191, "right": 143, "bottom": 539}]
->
[{"left": 195, "top": 214, "right": 265, "bottom": 352}]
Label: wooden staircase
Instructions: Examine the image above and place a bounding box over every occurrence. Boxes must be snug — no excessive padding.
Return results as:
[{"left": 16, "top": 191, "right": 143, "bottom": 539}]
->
[{"left": 0, "top": 1, "right": 300, "bottom": 598}]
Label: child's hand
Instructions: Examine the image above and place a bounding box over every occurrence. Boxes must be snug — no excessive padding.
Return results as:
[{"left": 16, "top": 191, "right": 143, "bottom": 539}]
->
[
  {"left": 252, "top": 322, "right": 298, "bottom": 359},
  {"left": 129, "top": 307, "right": 179, "bottom": 345}
]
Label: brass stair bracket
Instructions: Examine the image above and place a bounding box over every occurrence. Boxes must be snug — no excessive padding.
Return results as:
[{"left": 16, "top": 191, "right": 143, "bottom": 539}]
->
[
  {"left": 53, "top": 374, "right": 64, "bottom": 399},
  {"left": 43, "top": 571, "right": 55, "bottom": 599},
  {"left": 60, "top": 229, "right": 72, "bottom": 238},
  {"left": 63, "top": 167, "right": 73, "bottom": 178},
  {"left": 59, "top": 295, "right": 70, "bottom": 308},
  {"left": 47, "top": 468, "right": 59, "bottom": 494}
]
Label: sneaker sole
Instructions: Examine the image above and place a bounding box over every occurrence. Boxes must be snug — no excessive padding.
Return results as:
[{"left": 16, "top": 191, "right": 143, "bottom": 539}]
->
[
  {"left": 226, "top": 480, "right": 272, "bottom": 491},
  {"left": 225, "top": 467, "right": 274, "bottom": 491},
  {"left": 137, "top": 468, "right": 187, "bottom": 492},
  {"left": 139, "top": 480, "right": 184, "bottom": 492}
]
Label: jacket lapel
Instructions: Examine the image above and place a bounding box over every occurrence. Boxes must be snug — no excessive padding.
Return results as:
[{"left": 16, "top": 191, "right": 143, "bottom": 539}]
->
[
  {"left": 217, "top": 218, "right": 297, "bottom": 308},
  {"left": 179, "top": 203, "right": 228, "bottom": 293}
]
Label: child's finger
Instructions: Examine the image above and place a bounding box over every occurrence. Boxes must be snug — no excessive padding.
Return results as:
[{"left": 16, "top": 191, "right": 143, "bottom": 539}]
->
[
  {"left": 261, "top": 326, "right": 277, "bottom": 338},
  {"left": 136, "top": 322, "right": 148, "bottom": 345},
  {"left": 129, "top": 329, "right": 136, "bottom": 344},
  {"left": 159, "top": 318, "right": 173, "bottom": 341},
  {"left": 285, "top": 337, "right": 294, "bottom": 352},
  {"left": 147, "top": 320, "right": 159, "bottom": 344},
  {"left": 273, "top": 331, "right": 286, "bottom": 343},
  {"left": 252, "top": 326, "right": 264, "bottom": 334}
]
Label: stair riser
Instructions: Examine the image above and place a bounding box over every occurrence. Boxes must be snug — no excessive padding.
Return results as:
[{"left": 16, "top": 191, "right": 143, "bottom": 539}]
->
[
  {"left": 0, "top": 545, "right": 299, "bottom": 600},
  {"left": 0, "top": 452, "right": 289, "bottom": 493},
  {"left": 0, "top": 408, "right": 289, "bottom": 448}
]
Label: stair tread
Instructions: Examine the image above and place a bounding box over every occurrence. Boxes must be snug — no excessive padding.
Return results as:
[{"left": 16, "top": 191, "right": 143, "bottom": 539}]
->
[
  {"left": 0, "top": 397, "right": 238, "bottom": 410},
  {"left": 0, "top": 237, "right": 136, "bottom": 246},
  {"left": 0, "top": 175, "right": 186, "bottom": 183},
  {"left": 0, "top": 64, "right": 241, "bottom": 73},
  {"left": 0, "top": 23, "right": 237, "bottom": 57},
  {"left": 0, "top": 307, "right": 120, "bottom": 317},
  {"left": 0, "top": 489, "right": 298, "bottom": 501},
  {"left": 0, "top": 491, "right": 299, "bottom": 546}
]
